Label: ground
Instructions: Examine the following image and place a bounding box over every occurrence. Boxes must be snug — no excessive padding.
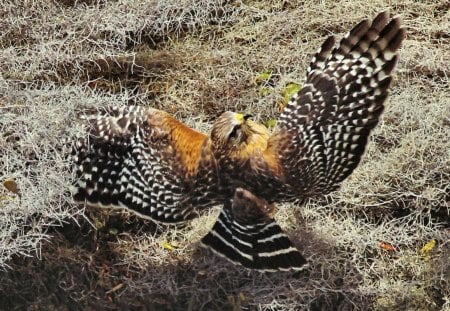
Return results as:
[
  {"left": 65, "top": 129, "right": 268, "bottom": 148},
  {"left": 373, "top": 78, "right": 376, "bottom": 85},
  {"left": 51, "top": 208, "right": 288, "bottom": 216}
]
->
[{"left": 0, "top": 0, "right": 449, "bottom": 310}]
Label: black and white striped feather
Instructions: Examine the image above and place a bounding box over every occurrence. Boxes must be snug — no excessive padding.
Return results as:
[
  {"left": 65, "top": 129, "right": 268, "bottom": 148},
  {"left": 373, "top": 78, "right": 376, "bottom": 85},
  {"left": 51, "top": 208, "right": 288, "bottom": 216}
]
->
[
  {"left": 72, "top": 106, "right": 193, "bottom": 223},
  {"left": 273, "top": 11, "right": 405, "bottom": 196},
  {"left": 201, "top": 188, "right": 308, "bottom": 272}
]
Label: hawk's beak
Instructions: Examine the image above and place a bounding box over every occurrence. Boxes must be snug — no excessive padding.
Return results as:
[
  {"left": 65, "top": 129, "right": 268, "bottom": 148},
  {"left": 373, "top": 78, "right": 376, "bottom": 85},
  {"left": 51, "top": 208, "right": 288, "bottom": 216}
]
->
[{"left": 234, "top": 113, "right": 252, "bottom": 124}]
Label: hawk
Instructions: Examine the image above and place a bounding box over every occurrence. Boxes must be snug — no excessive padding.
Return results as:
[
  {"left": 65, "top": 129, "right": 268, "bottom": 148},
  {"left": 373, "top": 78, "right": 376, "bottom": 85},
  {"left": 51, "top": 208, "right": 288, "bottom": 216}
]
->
[{"left": 72, "top": 11, "right": 405, "bottom": 271}]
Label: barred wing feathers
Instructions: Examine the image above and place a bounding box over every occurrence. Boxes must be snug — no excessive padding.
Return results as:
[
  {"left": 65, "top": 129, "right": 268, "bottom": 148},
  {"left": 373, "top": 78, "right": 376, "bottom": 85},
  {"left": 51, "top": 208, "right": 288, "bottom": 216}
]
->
[
  {"left": 264, "top": 11, "right": 405, "bottom": 196},
  {"left": 72, "top": 106, "right": 207, "bottom": 223}
]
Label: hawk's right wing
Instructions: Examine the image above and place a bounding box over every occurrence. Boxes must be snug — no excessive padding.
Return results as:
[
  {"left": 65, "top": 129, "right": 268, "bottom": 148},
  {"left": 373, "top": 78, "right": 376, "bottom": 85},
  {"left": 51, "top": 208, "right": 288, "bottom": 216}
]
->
[
  {"left": 258, "top": 11, "right": 405, "bottom": 198},
  {"left": 72, "top": 106, "right": 208, "bottom": 223}
]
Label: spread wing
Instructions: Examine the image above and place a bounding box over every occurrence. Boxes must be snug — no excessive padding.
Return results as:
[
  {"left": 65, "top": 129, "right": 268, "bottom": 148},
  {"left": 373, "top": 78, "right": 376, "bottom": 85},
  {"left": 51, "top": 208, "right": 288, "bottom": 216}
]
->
[
  {"left": 71, "top": 106, "right": 208, "bottom": 223},
  {"left": 257, "top": 11, "right": 405, "bottom": 198}
]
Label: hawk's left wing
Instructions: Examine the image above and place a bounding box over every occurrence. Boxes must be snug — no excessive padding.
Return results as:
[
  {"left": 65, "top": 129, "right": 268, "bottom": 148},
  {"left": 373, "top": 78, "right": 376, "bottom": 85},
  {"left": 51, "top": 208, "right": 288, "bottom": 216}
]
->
[{"left": 254, "top": 11, "right": 405, "bottom": 198}]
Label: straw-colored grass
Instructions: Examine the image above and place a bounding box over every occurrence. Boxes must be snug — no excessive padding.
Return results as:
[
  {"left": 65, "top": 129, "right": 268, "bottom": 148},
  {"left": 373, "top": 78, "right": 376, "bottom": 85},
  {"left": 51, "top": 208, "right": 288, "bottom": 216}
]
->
[{"left": 0, "top": 0, "right": 448, "bottom": 309}]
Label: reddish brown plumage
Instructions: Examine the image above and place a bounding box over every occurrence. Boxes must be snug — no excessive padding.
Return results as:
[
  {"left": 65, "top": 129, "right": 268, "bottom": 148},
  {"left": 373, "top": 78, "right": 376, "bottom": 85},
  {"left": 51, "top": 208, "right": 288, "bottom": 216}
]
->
[{"left": 160, "top": 114, "right": 207, "bottom": 177}]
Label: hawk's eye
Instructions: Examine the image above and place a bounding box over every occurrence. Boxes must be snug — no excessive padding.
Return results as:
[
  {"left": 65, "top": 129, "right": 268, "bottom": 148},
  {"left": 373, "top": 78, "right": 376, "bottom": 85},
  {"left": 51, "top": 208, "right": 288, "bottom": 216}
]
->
[{"left": 229, "top": 125, "right": 241, "bottom": 140}]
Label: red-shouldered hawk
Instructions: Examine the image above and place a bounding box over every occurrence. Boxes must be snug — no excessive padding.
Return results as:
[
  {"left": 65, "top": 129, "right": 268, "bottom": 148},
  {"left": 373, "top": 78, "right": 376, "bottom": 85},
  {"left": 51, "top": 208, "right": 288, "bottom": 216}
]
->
[{"left": 72, "top": 11, "right": 405, "bottom": 271}]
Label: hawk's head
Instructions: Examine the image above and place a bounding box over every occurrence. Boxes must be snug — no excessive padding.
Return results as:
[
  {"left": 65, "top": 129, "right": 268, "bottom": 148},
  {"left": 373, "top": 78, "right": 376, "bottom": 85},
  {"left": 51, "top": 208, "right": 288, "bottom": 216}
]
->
[{"left": 210, "top": 111, "right": 269, "bottom": 160}]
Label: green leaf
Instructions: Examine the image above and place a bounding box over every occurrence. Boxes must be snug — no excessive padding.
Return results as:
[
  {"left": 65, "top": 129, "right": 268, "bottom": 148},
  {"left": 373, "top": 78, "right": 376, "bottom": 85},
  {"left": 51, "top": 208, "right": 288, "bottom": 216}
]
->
[
  {"left": 265, "top": 119, "right": 277, "bottom": 128},
  {"left": 282, "top": 82, "right": 301, "bottom": 103},
  {"left": 163, "top": 241, "right": 176, "bottom": 251},
  {"left": 420, "top": 239, "right": 436, "bottom": 261},
  {"left": 108, "top": 227, "right": 119, "bottom": 236},
  {"left": 255, "top": 69, "right": 273, "bottom": 84},
  {"left": 94, "top": 218, "right": 105, "bottom": 230}
]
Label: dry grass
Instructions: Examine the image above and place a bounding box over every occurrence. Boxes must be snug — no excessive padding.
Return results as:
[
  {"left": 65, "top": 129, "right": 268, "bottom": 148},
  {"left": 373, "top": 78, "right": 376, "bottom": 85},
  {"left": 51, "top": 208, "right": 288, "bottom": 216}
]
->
[{"left": 0, "top": 0, "right": 449, "bottom": 310}]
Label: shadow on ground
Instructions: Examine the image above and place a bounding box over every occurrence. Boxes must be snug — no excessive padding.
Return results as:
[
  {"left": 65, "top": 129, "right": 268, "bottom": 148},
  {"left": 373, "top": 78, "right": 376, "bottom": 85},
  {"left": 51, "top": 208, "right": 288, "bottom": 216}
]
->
[{"left": 0, "top": 208, "right": 370, "bottom": 310}]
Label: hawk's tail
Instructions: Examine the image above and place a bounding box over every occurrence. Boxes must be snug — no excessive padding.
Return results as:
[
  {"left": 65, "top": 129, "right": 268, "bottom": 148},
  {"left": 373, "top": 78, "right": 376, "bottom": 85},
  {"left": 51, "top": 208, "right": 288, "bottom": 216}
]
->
[{"left": 201, "top": 188, "right": 308, "bottom": 272}]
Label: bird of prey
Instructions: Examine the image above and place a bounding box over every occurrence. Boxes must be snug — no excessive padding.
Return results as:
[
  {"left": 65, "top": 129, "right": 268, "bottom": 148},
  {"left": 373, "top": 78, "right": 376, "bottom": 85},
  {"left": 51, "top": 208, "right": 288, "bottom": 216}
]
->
[{"left": 72, "top": 11, "right": 405, "bottom": 271}]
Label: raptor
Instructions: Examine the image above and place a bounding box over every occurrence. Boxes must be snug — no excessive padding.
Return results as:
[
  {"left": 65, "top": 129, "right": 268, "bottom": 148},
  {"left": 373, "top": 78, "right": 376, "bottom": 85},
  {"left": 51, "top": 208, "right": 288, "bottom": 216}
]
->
[{"left": 72, "top": 11, "right": 405, "bottom": 271}]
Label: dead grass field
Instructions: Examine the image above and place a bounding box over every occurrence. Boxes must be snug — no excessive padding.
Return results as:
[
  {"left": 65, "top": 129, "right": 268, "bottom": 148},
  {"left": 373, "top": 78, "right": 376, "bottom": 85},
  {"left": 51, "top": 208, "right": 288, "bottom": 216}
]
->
[{"left": 0, "top": 0, "right": 449, "bottom": 310}]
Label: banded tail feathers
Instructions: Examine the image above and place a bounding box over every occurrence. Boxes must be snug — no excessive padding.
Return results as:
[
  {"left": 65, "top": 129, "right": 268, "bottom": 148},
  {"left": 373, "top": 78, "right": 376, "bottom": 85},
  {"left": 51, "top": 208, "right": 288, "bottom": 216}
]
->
[{"left": 201, "top": 188, "right": 308, "bottom": 272}]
